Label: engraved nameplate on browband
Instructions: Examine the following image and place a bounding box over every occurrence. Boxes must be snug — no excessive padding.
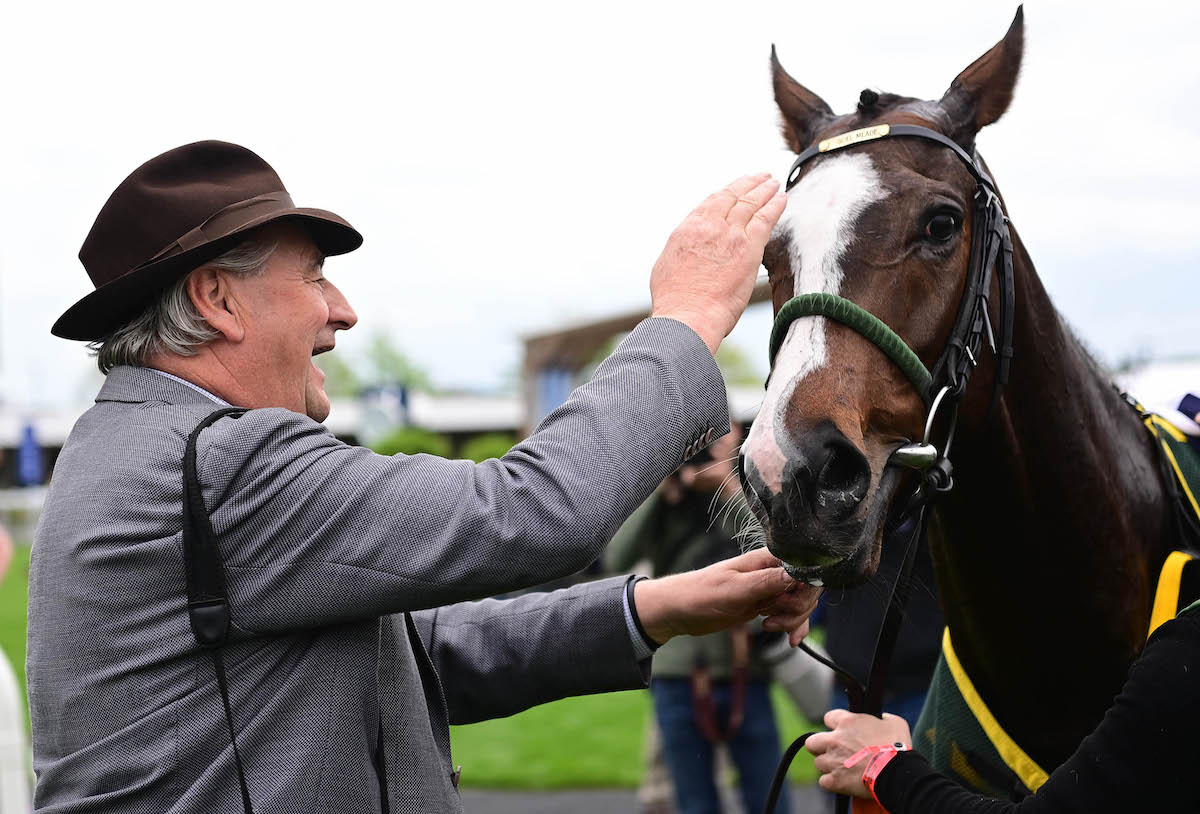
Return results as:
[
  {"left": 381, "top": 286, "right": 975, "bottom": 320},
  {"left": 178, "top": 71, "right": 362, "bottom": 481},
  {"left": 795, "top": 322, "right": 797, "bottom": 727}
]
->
[{"left": 818, "top": 124, "right": 891, "bottom": 153}]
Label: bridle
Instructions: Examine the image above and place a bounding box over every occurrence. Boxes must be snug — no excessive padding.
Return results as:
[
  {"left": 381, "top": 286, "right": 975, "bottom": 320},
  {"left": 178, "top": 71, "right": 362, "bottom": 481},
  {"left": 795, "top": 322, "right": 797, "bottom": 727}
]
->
[
  {"left": 770, "top": 122, "right": 1014, "bottom": 493},
  {"left": 758, "top": 123, "right": 1016, "bottom": 813}
]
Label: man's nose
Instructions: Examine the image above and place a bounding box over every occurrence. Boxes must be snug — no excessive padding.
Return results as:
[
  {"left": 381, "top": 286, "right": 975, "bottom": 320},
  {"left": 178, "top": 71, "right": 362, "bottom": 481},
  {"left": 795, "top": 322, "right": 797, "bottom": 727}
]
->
[{"left": 325, "top": 281, "right": 358, "bottom": 330}]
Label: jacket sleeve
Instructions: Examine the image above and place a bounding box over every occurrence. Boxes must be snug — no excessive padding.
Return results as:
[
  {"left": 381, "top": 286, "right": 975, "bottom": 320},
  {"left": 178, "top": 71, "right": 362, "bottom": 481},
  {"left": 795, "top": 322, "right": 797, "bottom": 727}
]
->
[
  {"left": 196, "top": 317, "right": 728, "bottom": 634},
  {"left": 411, "top": 576, "right": 649, "bottom": 724},
  {"left": 874, "top": 610, "right": 1200, "bottom": 813}
]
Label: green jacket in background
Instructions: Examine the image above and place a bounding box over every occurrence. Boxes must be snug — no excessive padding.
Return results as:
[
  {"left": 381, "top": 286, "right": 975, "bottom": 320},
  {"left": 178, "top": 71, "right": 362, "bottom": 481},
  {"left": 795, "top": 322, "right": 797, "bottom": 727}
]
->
[{"left": 605, "top": 490, "right": 773, "bottom": 681}]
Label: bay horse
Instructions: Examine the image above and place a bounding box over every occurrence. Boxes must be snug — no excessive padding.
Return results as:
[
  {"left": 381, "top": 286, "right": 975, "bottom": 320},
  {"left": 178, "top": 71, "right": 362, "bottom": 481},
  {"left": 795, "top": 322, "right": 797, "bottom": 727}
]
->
[{"left": 739, "top": 7, "right": 1180, "bottom": 776}]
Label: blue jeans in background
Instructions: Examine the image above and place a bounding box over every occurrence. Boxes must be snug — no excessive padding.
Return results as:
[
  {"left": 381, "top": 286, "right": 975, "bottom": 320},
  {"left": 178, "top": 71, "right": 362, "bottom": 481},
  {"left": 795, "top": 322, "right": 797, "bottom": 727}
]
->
[{"left": 651, "top": 678, "right": 790, "bottom": 814}]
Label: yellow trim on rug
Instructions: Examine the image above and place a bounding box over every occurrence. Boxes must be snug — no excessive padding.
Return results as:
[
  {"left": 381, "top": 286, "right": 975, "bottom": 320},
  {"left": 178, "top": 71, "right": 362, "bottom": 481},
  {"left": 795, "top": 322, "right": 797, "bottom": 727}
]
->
[
  {"left": 941, "top": 630, "right": 1050, "bottom": 792},
  {"left": 1149, "top": 414, "right": 1188, "bottom": 443},
  {"left": 1146, "top": 416, "right": 1200, "bottom": 524},
  {"left": 1149, "top": 550, "right": 1195, "bottom": 638}
]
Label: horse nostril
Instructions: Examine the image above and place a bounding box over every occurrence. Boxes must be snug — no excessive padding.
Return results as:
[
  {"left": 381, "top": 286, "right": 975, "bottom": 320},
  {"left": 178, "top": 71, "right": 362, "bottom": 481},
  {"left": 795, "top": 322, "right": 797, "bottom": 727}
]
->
[
  {"left": 739, "top": 452, "right": 773, "bottom": 522},
  {"left": 814, "top": 440, "right": 870, "bottom": 520},
  {"left": 818, "top": 441, "right": 866, "bottom": 493}
]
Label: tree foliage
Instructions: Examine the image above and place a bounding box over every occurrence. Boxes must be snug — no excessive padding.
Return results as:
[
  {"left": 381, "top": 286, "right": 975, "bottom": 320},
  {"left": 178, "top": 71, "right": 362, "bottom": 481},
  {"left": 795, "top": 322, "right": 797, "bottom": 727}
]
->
[
  {"left": 460, "top": 433, "right": 517, "bottom": 462},
  {"left": 715, "top": 343, "right": 764, "bottom": 388},
  {"left": 314, "top": 352, "right": 362, "bottom": 399},
  {"left": 584, "top": 331, "right": 765, "bottom": 388},
  {"left": 366, "top": 330, "right": 432, "bottom": 392},
  {"left": 314, "top": 330, "right": 433, "bottom": 397},
  {"left": 371, "top": 426, "right": 452, "bottom": 458}
]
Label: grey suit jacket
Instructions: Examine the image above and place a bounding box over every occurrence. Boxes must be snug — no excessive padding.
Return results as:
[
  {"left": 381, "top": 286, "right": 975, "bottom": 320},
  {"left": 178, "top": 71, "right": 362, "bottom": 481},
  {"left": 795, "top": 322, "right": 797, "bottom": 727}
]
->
[{"left": 27, "top": 318, "right": 728, "bottom": 813}]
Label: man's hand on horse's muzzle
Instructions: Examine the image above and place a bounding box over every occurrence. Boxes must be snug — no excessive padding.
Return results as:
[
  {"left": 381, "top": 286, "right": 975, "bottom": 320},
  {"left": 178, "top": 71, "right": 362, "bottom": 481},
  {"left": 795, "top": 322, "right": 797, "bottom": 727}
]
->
[
  {"left": 649, "top": 172, "right": 787, "bottom": 354},
  {"left": 633, "top": 546, "right": 821, "bottom": 648}
]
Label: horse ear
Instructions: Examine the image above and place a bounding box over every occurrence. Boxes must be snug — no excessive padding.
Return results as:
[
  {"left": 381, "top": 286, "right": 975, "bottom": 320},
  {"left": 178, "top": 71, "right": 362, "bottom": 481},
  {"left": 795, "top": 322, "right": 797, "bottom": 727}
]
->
[
  {"left": 939, "top": 6, "right": 1024, "bottom": 145},
  {"left": 771, "top": 45, "right": 834, "bottom": 153}
]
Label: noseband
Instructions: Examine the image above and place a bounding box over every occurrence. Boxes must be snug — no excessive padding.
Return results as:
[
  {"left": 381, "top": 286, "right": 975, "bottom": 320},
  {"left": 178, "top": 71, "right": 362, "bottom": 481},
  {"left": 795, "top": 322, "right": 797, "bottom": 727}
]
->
[{"left": 767, "top": 123, "right": 1015, "bottom": 493}]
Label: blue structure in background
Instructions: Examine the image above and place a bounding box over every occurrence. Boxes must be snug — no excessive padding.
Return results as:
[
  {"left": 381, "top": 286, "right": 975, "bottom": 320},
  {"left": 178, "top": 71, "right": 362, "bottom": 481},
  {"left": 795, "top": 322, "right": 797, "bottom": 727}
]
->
[
  {"left": 18, "top": 422, "right": 44, "bottom": 486},
  {"left": 534, "top": 367, "right": 573, "bottom": 425}
]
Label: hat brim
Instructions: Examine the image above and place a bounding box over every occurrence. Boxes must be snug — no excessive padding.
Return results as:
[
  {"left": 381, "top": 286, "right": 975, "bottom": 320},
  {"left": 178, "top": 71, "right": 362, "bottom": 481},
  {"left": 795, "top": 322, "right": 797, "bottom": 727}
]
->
[{"left": 52, "top": 207, "right": 362, "bottom": 341}]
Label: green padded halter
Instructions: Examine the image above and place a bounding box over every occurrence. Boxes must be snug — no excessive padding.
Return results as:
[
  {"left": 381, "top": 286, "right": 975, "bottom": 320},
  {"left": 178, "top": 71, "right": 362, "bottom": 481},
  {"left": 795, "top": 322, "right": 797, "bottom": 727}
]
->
[{"left": 768, "top": 292, "right": 933, "bottom": 397}]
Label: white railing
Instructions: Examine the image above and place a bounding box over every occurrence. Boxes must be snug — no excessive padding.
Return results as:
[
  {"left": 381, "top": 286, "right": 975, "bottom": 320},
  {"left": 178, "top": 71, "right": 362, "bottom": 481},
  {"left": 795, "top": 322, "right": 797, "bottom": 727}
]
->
[
  {"left": 0, "top": 649, "right": 30, "bottom": 811},
  {"left": 0, "top": 490, "right": 44, "bottom": 547}
]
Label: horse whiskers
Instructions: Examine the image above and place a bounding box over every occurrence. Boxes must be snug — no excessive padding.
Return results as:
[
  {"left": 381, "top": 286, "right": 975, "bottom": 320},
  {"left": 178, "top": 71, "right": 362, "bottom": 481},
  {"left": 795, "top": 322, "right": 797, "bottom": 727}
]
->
[
  {"left": 704, "top": 467, "right": 748, "bottom": 533},
  {"left": 692, "top": 455, "right": 739, "bottom": 478},
  {"left": 734, "top": 511, "right": 768, "bottom": 554}
]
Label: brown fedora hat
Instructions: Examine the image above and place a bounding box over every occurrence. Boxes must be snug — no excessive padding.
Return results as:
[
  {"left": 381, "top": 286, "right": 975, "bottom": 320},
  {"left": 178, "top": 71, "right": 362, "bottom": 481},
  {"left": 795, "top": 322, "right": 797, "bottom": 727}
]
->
[{"left": 52, "top": 140, "right": 363, "bottom": 341}]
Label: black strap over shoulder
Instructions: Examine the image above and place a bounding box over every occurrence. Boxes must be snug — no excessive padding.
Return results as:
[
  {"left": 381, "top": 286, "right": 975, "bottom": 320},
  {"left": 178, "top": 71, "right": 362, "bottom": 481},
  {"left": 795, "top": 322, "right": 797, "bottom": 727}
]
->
[{"left": 183, "top": 406, "right": 254, "bottom": 814}]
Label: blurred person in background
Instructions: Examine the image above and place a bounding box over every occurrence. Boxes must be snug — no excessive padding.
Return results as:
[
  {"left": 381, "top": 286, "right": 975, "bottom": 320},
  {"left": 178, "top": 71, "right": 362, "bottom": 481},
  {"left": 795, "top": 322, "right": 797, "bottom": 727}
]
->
[{"left": 607, "top": 421, "right": 812, "bottom": 814}]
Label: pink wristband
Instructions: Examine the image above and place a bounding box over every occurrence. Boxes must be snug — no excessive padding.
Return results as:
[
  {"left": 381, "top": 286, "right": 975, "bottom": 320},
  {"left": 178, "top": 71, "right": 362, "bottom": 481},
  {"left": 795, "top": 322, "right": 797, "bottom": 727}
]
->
[{"left": 843, "top": 742, "right": 910, "bottom": 809}]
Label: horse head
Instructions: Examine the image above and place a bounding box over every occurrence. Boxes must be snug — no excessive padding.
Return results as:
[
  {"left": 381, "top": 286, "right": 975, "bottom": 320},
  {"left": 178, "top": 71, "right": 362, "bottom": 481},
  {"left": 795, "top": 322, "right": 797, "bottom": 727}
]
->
[{"left": 741, "top": 9, "right": 1024, "bottom": 586}]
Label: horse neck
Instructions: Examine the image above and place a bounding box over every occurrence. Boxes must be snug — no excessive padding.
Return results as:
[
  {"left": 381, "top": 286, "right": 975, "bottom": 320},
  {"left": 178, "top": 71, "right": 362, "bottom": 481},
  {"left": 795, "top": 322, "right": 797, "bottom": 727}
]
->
[{"left": 929, "top": 229, "right": 1176, "bottom": 767}]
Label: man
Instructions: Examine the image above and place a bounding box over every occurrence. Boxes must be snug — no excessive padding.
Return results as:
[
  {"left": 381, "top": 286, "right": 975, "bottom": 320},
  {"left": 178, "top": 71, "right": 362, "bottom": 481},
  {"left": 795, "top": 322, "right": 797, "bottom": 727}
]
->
[
  {"left": 30, "top": 140, "right": 816, "bottom": 813},
  {"left": 606, "top": 422, "right": 796, "bottom": 814}
]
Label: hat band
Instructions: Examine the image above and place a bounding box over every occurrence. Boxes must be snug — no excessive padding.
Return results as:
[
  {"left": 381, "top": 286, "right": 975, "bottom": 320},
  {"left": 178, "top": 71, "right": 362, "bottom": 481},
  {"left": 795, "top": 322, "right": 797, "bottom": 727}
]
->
[{"left": 142, "top": 191, "right": 296, "bottom": 266}]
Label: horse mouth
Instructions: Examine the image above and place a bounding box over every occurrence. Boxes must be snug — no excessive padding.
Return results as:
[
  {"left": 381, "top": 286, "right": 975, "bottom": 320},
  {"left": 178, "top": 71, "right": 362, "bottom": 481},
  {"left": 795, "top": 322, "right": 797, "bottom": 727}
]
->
[
  {"left": 779, "top": 539, "right": 879, "bottom": 586},
  {"left": 784, "top": 559, "right": 853, "bottom": 587},
  {"left": 761, "top": 465, "right": 911, "bottom": 588}
]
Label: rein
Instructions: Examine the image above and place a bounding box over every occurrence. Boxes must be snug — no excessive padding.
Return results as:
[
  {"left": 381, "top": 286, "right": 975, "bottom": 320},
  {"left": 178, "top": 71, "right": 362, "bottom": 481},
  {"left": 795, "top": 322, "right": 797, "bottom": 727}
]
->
[{"left": 759, "top": 123, "right": 1016, "bottom": 814}]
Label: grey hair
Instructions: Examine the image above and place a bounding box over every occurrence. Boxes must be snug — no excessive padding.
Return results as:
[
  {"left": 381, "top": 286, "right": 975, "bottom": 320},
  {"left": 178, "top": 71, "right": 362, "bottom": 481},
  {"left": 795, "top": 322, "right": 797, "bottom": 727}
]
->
[{"left": 90, "top": 236, "right": 278, "bottom": 373}]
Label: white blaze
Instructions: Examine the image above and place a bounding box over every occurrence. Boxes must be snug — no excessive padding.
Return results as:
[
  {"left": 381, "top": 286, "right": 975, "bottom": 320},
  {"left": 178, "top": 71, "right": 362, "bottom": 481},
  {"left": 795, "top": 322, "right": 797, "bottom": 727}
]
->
[{"left": 744, "top": 153, "right": 887, "bottom": 493}]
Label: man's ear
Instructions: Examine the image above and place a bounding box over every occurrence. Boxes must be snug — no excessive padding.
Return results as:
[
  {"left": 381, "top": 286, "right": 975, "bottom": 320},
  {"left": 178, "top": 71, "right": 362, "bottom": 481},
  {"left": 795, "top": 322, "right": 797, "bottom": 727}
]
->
[{"left": 185, "top": 268, "right": 245, "bottom": 343}]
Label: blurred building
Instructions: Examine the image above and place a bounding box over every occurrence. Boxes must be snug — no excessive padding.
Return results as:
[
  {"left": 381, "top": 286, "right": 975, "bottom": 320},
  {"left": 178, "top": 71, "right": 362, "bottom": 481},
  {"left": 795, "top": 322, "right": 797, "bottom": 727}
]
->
[
  {"left": 519, "top": 279, "right": 773, "bottom": 430},
  {"left": 0, "top": 392, "right": 523, "bottom": 490}
]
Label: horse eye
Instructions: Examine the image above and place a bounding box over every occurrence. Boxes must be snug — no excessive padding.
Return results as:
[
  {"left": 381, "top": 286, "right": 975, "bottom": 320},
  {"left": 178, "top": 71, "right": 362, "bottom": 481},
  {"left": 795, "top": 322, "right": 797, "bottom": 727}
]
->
[{"left": 924, "top": 213, "right": 959, "bottom": 242}]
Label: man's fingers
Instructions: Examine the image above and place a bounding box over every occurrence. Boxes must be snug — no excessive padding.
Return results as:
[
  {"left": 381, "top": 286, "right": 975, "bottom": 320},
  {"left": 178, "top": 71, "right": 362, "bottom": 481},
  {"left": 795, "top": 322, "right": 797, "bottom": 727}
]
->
[
  {"left": 726, "top": 176, "right": 781, "bottom": 227},
  {"left": 788, "top": 620, "right": 810, "bottom": 647},
  {"left": 824, "top": 708, "right": 853, "bottom": 729},
  {"left": 812, "top": 752, "right": 844, "bottom": 775},
  {"left": 761, "top": 584, "right": 821, "bottom": 616},
  {"left": 805, "top": 731, "right": 833, "bottom": 755},
  {"left": 724, "top": 546, "right": 782, "bottom": 573},
  {"left": 694, "top": 172, "right": 772, "bottom": 218},
  {"left": 746, "top": 192, "right": 788, "bottom": 244},
  {"left": 762, "top": 612, "right": 807, "bottom": 632}
]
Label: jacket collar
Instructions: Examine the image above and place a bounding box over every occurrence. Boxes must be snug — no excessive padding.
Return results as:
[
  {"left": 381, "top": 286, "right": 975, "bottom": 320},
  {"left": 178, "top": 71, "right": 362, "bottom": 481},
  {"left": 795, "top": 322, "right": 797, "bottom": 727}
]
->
[{"left": 96, "top": 366, "right": 229, "bottom": 407}]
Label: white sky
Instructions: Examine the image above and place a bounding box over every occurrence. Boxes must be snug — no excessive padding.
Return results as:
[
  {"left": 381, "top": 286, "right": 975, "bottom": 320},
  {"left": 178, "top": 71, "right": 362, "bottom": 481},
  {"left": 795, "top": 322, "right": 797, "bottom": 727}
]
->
[{"left": 2, "top": 1, "right": 1197, "bottom": 409}]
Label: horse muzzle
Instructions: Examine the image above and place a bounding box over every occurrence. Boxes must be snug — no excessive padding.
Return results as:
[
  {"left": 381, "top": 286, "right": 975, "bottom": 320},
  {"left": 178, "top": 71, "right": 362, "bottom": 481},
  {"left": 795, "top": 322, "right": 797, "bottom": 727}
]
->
[{"left": 740, "top": 421, "right": 873, "bottom": 584}]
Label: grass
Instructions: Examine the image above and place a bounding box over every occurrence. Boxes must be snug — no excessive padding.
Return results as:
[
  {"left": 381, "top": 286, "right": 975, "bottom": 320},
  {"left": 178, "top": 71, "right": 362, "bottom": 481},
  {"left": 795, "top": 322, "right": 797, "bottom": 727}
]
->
[
  {"left": 0, "top": 545, "right": 821, "bottom": 789},
  {"left": 0, "top": 544, "right": 29, "bottom": 713},
  {"left": 449, "top": 686, "right": 821, "bottom": 789}
]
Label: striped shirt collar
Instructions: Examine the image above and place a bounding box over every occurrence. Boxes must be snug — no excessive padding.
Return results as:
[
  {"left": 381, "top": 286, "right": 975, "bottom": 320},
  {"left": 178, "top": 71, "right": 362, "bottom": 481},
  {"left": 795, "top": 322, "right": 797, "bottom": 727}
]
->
[{"left": 147, "top": 369, "right": 230, "bottom": 406}]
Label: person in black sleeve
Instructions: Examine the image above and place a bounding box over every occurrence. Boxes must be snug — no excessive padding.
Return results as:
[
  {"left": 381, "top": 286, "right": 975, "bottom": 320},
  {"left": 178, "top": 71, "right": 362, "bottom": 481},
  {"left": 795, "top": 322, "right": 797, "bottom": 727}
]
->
[{"left": 805, "top": 601, "right": 1200, "bottom": 811}]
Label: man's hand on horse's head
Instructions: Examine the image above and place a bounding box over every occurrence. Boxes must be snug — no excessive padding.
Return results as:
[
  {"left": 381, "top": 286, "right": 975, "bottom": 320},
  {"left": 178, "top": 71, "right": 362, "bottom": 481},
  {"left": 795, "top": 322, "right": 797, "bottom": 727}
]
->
[
  {"left": 649, "top": 173, "right": 787, "bottom": 354},
  {"left": 633, "top": 546, "right": 821, "bottom": 647}
]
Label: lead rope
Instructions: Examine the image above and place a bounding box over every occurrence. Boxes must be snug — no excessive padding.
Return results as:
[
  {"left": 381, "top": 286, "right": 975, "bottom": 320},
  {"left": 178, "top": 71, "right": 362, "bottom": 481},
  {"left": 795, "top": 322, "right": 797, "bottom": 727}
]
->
[
  {"left": 183, "top": 407, "right": 255, "bottom": 814},
  {"left": 760, "top": 502, "right": 930, "bottom": 814}
]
